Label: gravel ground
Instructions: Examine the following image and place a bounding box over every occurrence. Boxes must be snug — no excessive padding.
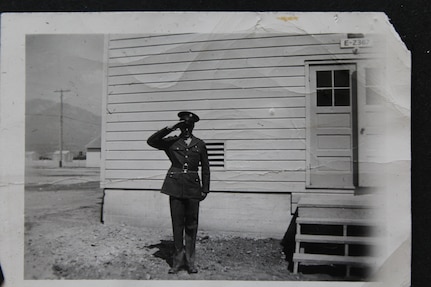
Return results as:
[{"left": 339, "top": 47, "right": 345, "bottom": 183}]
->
[{"left": 24, "top": 164, "right": 342, "bottom": 281}]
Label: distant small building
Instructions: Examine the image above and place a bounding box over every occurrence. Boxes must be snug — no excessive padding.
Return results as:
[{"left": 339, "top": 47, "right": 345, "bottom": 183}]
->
[
  {"left": 86, "top": 136, "right": 101, "bottom": 167},
  {"left": 25, "top": 151, "right": 40, "bottom": 161},
  {"left": 52, "top": 150, "right": 73, "bottom": 162}
]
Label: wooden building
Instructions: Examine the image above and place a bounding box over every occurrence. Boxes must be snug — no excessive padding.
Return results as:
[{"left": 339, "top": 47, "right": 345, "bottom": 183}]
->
[
  {"left": 86, "top": 136, "right": 102, "bottom": 167},
  {"left": 100, "top": 33, "right": 388, "bottom": 238}
]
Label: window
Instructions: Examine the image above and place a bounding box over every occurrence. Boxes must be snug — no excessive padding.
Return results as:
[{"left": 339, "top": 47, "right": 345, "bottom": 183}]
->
[
  {"left": 206, "top": 142, "right": 225, "bottom": 168},
  {"left": 316, "top": 70, "right": 351, "bottom": 107}
]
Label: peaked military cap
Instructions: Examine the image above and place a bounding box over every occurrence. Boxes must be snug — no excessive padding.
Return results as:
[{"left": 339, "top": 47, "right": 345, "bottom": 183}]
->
[{"left": 178, "top": 111, "right": 200, "bottom": 123}]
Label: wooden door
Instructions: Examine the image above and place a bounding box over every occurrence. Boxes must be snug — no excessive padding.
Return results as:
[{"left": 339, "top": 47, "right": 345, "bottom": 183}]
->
[
  {"left": 356, "top": 62, "right": 386, "bottom": 187},
  {"left": 308, "top": 65, "right": 357, "bottom": 188}
]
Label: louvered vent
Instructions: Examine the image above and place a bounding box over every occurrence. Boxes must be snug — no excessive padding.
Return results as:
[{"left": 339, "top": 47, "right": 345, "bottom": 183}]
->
[{"left": 206, "top": 142, "right": 225, "bottom": 168}]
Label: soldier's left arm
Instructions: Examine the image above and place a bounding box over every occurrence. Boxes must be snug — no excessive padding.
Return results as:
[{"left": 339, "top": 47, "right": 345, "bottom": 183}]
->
[
  {"left": 147, "top": 127, "right": 177, "bottom": 150},
  {"left": 200, "top": 142, "right": 210, "bottom": 195}
]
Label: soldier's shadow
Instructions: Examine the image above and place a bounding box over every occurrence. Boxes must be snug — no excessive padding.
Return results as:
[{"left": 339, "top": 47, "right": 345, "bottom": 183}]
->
[{"left": 146, "top": 240, "right": 174, "bottom": 267}]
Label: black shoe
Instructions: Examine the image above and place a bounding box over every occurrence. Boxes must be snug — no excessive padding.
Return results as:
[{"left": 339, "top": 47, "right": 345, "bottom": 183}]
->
[
  {"left": 187, "top": 266, "right": 198, "bottom": 274},
  {"left": 168, "top": 267, "right": 180, "bottom": 274}
]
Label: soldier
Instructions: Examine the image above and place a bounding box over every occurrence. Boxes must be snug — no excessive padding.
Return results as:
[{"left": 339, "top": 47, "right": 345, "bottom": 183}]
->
[{"left": 147, "top": 111, "right": 210, "bottom": 274}]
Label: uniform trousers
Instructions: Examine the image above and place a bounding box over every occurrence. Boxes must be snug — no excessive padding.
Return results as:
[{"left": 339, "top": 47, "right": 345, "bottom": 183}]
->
[{"left": 169, "top": 196, "right": 200, "bottom": 269}]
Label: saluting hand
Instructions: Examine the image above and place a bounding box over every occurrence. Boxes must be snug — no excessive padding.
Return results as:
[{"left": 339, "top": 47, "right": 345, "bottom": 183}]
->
[{"left": 169, "top": 121, "right": 186, "bottom": 131}]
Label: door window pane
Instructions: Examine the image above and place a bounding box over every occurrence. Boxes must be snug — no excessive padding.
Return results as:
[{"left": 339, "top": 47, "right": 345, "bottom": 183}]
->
[
  {"left": 317, "top": 71, "right": 332, "bottom": 87},
  {"left": 317, "top": 89, "right": 333, "bottom": 106},
  {"left": 334, "top": 70, "right": 350, "bottom": 87},
  {"left": 334, "top": 89, "right": 350, "bottom": 106},
  {"left": 316, "top": 68, "right": 352, "bottom": 107}
]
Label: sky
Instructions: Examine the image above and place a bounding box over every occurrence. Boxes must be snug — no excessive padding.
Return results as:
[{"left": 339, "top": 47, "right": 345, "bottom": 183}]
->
[{"left": 26, "top": 34, "right": 104, "bottom": 117}]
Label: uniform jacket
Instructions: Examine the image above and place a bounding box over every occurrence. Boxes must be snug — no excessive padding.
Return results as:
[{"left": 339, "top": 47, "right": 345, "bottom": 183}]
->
[{"left": 147, "top": 127, "right": 210, "bottom": 199}]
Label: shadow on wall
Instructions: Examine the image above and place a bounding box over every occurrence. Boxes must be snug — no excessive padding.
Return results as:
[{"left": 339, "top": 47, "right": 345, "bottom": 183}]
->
[{"left": 281, "top": 209, "right": 298, "bottom": 271}]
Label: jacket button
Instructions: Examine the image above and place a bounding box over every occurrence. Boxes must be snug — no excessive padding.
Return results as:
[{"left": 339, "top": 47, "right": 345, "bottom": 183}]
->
[{"left": 185, "top": 155, "right": 188, "bottom": 158}]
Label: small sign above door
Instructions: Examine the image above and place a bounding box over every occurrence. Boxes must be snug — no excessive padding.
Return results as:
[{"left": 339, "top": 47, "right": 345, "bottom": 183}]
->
[{"left": 340, "top": 38, "right": 373, "bottom": 48}]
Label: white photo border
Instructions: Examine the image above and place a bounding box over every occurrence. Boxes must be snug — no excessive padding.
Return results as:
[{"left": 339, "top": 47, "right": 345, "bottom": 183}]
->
[{"left": 0, "top": 12, "right": 411, "bottom": 287}]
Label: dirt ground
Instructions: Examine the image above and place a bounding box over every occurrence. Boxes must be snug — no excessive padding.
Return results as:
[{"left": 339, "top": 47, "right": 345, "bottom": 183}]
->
[{"left": 24, "top": 162, "right": 341, "bottom": 281}]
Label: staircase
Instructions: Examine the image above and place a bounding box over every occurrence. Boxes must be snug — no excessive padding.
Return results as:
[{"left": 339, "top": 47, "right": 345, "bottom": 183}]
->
[{"left": 292, "top": 194, "right": 383, "bottom": 277}]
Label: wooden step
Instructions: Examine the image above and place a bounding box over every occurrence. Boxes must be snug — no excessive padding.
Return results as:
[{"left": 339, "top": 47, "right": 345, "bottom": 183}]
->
[
  {"left": 293, "top": 194, "right": 383, "bottom": 275},
  {"left": 296, "top": 234, "right": 380, "bottom": 245},
  {"left": 293, "top": 253, "right": 377, "bottom": 267},
  {"left": 296, "top": 194, "right": 378, "bottom": 220},
  {"left": 298, "top": 196, "right": 377, "bottom": 209},
  {"left": 298, "top": 207, "right": 376, "bottom": 219},
  {"left": 296, "top": 217, "right": 381, "bottom": 226}
]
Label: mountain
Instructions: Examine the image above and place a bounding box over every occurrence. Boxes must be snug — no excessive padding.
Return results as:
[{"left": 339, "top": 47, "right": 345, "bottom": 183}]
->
[{"left": 26, "top": 99, "right": 101, "bottom": 157}]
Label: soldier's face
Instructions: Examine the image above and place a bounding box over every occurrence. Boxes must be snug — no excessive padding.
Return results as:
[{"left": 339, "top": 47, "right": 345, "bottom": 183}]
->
[{"left": 180, "top": 122, "right": 194, "bottom": 137}]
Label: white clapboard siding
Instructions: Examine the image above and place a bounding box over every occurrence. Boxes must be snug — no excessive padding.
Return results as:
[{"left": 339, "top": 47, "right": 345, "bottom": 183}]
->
[
  {"left": 108, "top": 33, "right": 340, "bottom": 49},
  {"left": 108, "top": 87, "right": 305, "bottom": 107},
  {"left": 105, "top": 160, "right": 170, "bottom": 170},
  {"left": 106, "top": 151, "right": 167, "bottom": 160},
  {"left": 105, "top": 139, "right": 306, "bottom": 152},
  {"left": 105, "top": 129, "right": 305, "bottom": 141},
  {"left": 108, "top": 34, "right": 341, "bottom": 55},
  {"left": 107, "top": 34, "right": 340, "bottom": 57},
  {"left": 108, "top": 33, "right": 203, "bottom": 47},
  {"left": 105, "top": 170, "right": 306, "bottom": 183},
  {"left": 106, "top": 141, "right": 151, "bottom": 151},
  {"left": 105, "top": 159, "right": 305, "bottom": 171},
  {"left": 108, "top": 77, "right": 305, "bottom": 95},
  {"left": 108, "top": 49, "right": 378, "bottom": 70},
  {"left": 104, "top": 178, "right": 306, "bottom": 192},
  {"left": 107, "top": 97, "right": 305, "bottom": 113},
  {"left": 108, "top": 66, "right": 305, "bottom": 86},
  {"left": 105, "top": 149, "right": 305, "bottom": 161},
  {"left": 102, "top": 33, "right": 373, "bottom": 192},
  {"left": 108, "top": 53, "right": 379, "bottom": 77},
  {"left": 106, "top": 118, "right": 306, "bottom": 132},
  {"left": 108, "top": 44, "right": 353, "bottom": 66},
  {"left": 108, "top": 62, "right": 308, "bottom": 78},
  {"left": 225, "top": 139, "right": 306, "bottom": 150},
  {"left": 225, "top": 160, "right": 305, "bottom": 171},
  {"left": 107, "top": 87, "right": 306, "bottom": 104},
  {"left": 106, "top": 108, "right": 306, "bottom": 123},
  {"left": 104, "top": 169, "right": 168, "bottom": 179},
  {"left": 226, "top": 150, "right": 305, "bottom": 161},
  {"left": 108, "top": 45, "right": 346, "bottom": 70}
]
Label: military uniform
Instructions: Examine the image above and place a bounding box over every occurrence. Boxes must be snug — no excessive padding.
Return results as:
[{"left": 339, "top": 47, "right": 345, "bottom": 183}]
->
[
  {"left": 148, "top": 127, "right": 210, "bottom": 198},
  {"left": 147, "top": 112, "right": 210, "bottom": 273}
]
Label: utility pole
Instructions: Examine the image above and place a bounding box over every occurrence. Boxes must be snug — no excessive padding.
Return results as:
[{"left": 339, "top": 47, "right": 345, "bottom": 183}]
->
[{"left": 54, "top": 89, "right": 70, "bottom": 168}]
